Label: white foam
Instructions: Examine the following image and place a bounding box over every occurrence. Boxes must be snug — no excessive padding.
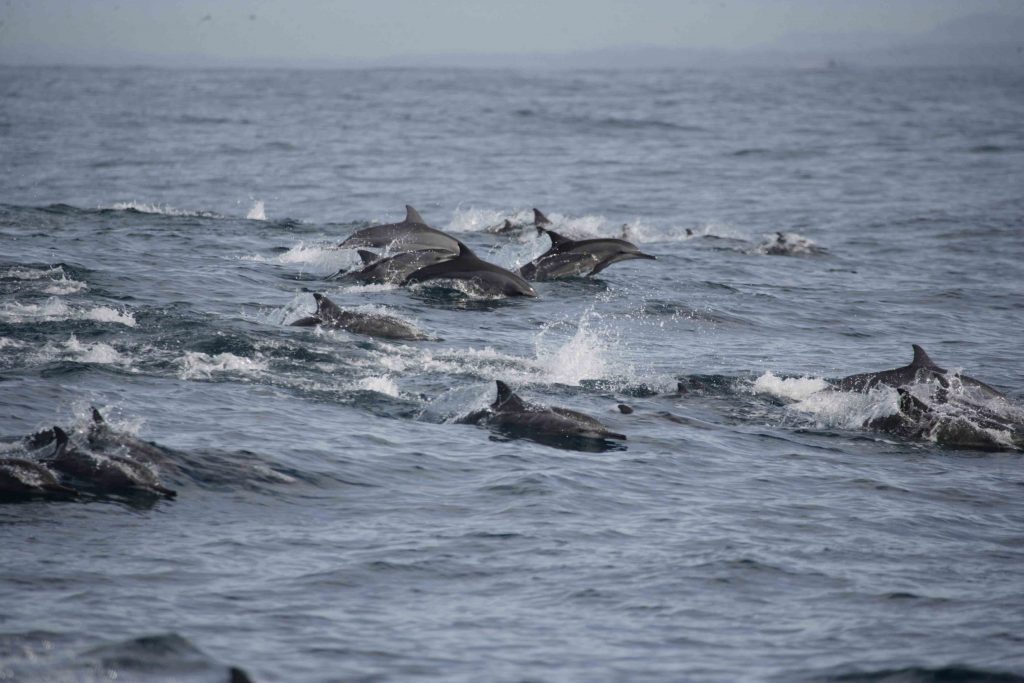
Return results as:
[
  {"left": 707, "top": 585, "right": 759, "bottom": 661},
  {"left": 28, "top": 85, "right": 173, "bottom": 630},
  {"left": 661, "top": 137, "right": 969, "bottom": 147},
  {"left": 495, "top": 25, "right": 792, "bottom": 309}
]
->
[
  {"left": 247, "top": 200, "right": 267, "bottom": 221},
  {"left": 178, "top": 352, "right": 268, "bottom": 380},
  {"left": 0, "top": 298, "right": 135, "bottom": 327},
  {"left": 108, "top": 201, "right": 221, "bottom": 218},
  {"left": 242, "top": 241, "right": 357, "bottom": 275},
  {"left": 368, "top": 311, "right": 632, "bottom": 388},
  {"left": 42, "top": 274, "right": 88, "bottom": 295},
  {"left": 751, "top": 371, "right": 831, "bottom": 401},
  {"left": 1, "top": 265, "right": 65, "bottom": 280},
  {"left": 353, "top": 375, "right": 400, "bottom": 397},
  {"left": 0, "top": 337, "right": 26, "bottom": 350},
  {"left": 83, "top": 306, "right": 136, "bottom": 327},
  {"left": 34, "top": 335, "right": 126, "bottom": 366}
]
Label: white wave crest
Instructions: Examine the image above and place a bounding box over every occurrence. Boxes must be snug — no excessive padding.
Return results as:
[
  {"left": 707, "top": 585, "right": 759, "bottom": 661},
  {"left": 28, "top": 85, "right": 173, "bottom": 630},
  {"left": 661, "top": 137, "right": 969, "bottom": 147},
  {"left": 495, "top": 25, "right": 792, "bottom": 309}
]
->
[
  {"left": 1, "top": 265, "right": 65, "bottom": 280},
  {"left": 34, "top": 335, "right": 126, "bottom": 366},
  {"left": 43, "top": 274, "right": 89, "bottom": 295},
  {"left": 242, "top": 241, "right": 357, "bottom": 275},
  {"left": 368, "top": 311, "right": 633, "bottom": 388},
  {"left": 751, "top": 371, "right": 830, "bottom": 401},
  {"left": 108, "top": 201, "right": 221, "bottom": 218},
  {"left": 353, "top": 375, "right": 400, "bottom": 397},
  {"left": 178, "top": 352, "right": 268, "bottom": 380},
  {"left": 0, "top": 298, "right": 135, "bottom": 327}
]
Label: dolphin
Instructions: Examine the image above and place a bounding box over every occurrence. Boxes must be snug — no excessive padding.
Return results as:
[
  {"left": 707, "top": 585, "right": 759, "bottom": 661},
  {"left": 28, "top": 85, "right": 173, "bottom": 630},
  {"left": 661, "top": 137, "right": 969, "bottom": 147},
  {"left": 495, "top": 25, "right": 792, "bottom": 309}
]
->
[
  {"left": 0, "top": 457, "right": 79, "bottom": 501},
  {"left": 338, "top": 205, "right": 460, "bottom": 254},
  {"left": 402, "top": 242, "right": 537, "bottom": 298},
  {"left": 834, "top": 344, "right": 1005, "bottom": 399},
  {"left": 328, "top": 248, "right": 454, "bottom": 285},
  {"left": 460, "top": 380, "right": 626, "bottom": 447},
  {"left": 291, "top": 292, "right": 429, "bottom": 340},
  {"left": 519, "top": 227, "right": 656, "bottom": 280},
  {"left": 865, "top": 389, "right": 1023, "bottom": 451},
  {"left": 46, "top": 427, "right": 176, "bottom": 499}
]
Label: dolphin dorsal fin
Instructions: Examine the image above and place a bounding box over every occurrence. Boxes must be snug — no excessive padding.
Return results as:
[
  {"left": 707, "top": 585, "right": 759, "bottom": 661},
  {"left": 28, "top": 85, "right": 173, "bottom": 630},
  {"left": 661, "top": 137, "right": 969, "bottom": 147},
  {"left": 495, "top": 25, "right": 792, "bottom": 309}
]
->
[
  {"left": 405, "top": 205, "right": 426, "bottom": 224},
  {"left": 533, "top": 208, "right": 551, "bottom": 226},
  {"left": 357, "top": 250, "right": 378, "bottom": 265},
  {"left": 91, "top": 407, "right": 105, "bottom": 425},
  {"left": 542, "top": 228, "right": 573, "bottom": 248},
  {"left": 503, "top": 219, "right": 513, "bottom": 229},
  {"left": 494, "top": 380, "right": 515, "bottom": 406},
  {"left": 910, "top": 344, "right": 940, "bottom": 369},
  {"left": 456, "top": 241, "right": 477, "bottom": 259}
]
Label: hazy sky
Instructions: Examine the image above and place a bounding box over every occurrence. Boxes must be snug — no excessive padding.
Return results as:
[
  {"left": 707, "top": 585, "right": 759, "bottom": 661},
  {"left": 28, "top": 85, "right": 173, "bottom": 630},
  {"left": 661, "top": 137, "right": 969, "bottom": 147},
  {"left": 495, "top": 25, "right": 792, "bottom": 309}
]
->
[{"left": 1, "top": 0, "right": 1022, "bottom": 66}]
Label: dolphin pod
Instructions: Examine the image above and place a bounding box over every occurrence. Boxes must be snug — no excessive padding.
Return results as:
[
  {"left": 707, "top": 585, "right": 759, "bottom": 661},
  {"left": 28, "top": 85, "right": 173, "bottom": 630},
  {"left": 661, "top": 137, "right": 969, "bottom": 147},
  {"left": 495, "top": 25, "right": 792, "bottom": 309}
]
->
[{"left": 1, "top": 409, "right": 179, "bottom": 504}]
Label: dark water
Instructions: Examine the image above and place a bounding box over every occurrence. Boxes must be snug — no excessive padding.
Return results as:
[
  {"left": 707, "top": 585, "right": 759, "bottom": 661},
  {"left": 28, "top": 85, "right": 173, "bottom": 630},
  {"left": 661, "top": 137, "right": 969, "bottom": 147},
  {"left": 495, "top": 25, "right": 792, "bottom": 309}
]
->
[{"left": 2, "top": 65, "right": 1024, "bottom": 682}]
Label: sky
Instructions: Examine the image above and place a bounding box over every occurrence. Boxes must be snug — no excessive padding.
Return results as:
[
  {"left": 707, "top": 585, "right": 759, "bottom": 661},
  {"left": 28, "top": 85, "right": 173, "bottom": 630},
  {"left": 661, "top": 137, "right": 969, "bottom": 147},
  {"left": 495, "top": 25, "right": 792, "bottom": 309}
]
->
[{"left": 1, "top": 0, "right": 1022, "bottom": 66}]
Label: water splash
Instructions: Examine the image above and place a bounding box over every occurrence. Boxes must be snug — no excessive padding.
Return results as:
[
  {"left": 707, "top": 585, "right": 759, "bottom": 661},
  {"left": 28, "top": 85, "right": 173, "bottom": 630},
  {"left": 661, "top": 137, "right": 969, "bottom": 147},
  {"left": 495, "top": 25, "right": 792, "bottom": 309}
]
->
[{"left": 246, "top": 200, "right": 267, "bottom": 221}]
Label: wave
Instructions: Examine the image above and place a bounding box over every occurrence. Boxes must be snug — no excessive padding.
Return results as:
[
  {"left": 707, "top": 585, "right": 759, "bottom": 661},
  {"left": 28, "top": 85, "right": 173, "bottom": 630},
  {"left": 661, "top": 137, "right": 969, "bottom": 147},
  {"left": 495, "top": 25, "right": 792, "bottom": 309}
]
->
[
  {"left": 242, "top": 240, "right": 357, "bottom": 276},
  {"left": 178, "top": 351, "right": 269, "bottom": 380},
  {"left": 106, "top": 201, "right": 223, "bottom": 218},
  {"left": 0, "top": 297, "right": 136, "bottom": 327},
  {"left": 37, "top": 335, "right": 127, "bottom": 366}
]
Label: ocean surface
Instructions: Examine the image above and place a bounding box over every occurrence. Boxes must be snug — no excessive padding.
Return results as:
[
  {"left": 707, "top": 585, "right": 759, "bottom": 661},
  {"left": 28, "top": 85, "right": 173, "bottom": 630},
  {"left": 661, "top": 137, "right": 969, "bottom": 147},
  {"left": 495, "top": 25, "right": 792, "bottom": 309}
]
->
[{"left": 1, "top": 65, "right": 1023, "bottom": 682}]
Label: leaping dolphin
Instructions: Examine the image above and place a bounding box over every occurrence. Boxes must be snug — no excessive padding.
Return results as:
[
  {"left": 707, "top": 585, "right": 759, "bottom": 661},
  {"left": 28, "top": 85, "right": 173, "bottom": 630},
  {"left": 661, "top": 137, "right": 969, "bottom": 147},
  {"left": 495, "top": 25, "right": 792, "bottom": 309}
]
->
[
  {"left": 519, "top": 227, "right": 656, "bottom": 280},
  {"left": 460, "top": 380, "right": 626, "bottom": 448},
  {"left": 834, "top": 344, "right": 1005, "bottom": 399},
  {"left": 329, "top": 248, "right": 454, "bottom": 285},
  {"left": 291, "top": 292, "right": 429, "bottom": 340},
  {"left": 403, "top": 242, "right": 537, "bottom": 298},
  {"left": 338, "top": 205, "right": 460, "bottom": 254}
]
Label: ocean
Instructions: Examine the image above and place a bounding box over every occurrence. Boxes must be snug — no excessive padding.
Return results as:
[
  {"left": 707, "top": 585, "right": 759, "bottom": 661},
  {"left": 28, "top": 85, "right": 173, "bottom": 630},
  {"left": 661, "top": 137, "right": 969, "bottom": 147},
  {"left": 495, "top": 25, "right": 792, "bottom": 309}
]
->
[{"left": 1, "top": 64, "right": 1023, "bottom": 682}]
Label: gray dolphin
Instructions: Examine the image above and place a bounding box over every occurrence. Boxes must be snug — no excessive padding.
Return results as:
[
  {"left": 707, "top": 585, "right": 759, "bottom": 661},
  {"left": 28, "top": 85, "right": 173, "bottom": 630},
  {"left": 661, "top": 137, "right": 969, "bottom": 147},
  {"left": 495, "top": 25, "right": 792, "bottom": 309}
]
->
[
  {"left": 0, "top": 457, "right": 79, "bottom": 501},
  {"left": 460, "top": 380, "right": 626, "bottom": 446},
  {"left": 338, "top": 205, "right": 460, "bottom": 254},
  {"left": 46, "top": 427, "right": 176, "bottom": 499},
  {"left": 834, "top": 344, "right": 1005, "bottom": 399},
  {"left": 329, "top": 248, "right": 454, "bottom": 285},
  {"left": 866, "top": 389, "right": 1023, "bottom": 451},
  {"left": 291, "top": 292, "right": 429, "bottom": 340},
  {"left": 519, "top": 227, "right": 656, "bottom": 280},
  {"left": 402, "top": 242, "right": 537, "bottom": 298}
]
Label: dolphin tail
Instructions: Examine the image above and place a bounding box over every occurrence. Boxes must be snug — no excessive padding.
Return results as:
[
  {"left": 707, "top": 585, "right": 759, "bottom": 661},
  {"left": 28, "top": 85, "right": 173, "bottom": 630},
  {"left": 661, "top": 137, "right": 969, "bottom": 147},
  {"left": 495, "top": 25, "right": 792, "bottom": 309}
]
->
[{"left": 587, "top": 251, "right": 657, "bottom": 277}]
